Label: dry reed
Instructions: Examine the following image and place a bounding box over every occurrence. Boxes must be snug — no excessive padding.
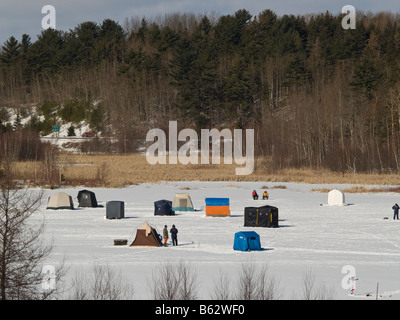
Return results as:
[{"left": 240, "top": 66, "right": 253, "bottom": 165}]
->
[{"left": 12, "top": 153, "right": 400, "bottom": 188}]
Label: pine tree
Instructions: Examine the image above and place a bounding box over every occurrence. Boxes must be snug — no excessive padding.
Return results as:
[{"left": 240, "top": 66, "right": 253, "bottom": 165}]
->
[
  {"left": 20, "top": 34, "right": 32, "bottom": 54},
  {"left": 26, "top": 28, "right": 64, "bottom": 76},
  {"left": 95, "top": 19, "right": 126, "bottom": 64},
  {"left": 0, "top": 36, "right": 21, "bottom": 65},
  {"left": 223, "top": 58, "right": 254, "bottom": 127},
  {"left": 169, "top": 37, "right": 198, "bottom": 118},
  {"left": 351, "top": 57, "right": 382, "bottom": 100},
  {"left": 65, "top": 21, "right": 100, "bottom": 66}
]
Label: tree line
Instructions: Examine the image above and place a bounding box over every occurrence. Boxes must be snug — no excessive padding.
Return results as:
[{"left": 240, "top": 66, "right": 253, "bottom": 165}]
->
[{"left": 1, "top": 9, "right": 400, "bottom": 173}]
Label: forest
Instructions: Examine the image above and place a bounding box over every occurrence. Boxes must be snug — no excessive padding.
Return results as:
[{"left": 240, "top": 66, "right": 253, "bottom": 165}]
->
[{"left": 1, "top": 8, "right": 400, "bottom": 174}]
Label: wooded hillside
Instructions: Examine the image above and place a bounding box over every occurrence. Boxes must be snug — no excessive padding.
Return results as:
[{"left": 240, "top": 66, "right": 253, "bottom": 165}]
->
[{"left": 1, "top": 9, "right": 400, "bottom": 174}]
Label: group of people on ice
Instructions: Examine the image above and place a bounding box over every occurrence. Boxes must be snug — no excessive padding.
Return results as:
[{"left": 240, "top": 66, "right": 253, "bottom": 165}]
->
[
  {"left": 252, "top": 190, "right": 269, "bottom": 200},
  {"left": 162, "top": 224, "right": 178, "bottom": 246}
]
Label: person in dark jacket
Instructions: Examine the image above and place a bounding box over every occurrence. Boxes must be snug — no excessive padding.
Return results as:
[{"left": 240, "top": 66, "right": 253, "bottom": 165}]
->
[
  {"left": 393, "top": 203, "right": 399, "bottom": 220},
  {"left": 170, "top": 224, "right": 178, "bottom": 246}
]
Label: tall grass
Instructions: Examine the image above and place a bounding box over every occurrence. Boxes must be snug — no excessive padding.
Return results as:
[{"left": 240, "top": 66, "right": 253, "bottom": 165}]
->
[{"left": 12, "top": 153, "right": 400, "bottom": 188}]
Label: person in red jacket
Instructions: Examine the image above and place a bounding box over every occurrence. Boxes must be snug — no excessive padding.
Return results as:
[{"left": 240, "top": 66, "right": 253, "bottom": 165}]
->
[{"left": 252, "top": 190, "right": 258, "bottom": 200}]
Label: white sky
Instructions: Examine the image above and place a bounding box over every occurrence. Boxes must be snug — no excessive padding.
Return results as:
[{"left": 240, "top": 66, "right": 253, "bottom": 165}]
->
[{"left": 1, "top": 0, "right": 400, "bottom": 46}]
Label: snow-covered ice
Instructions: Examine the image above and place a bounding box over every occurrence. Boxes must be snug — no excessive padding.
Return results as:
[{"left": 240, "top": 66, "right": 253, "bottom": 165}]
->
[{"left": 36, "top": 181, "right": 400, "bottom": 300}]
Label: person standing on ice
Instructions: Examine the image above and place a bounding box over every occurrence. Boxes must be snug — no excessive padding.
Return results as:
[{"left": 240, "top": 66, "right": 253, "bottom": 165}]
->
[
  {"left": 163, "top": 225, "right": 169, "bottom": 246},
  {"left": 393, "top": 203, "right": 399, "bottom": 220},
  {"left": 252, "top": 190, "right": 258, "bottom": 200},
  {"left": 170, "top": 224, "right": 178, "bottom": 246}
]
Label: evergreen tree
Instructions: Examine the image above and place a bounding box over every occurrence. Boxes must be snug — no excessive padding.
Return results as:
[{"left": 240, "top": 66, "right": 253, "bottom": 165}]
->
[
  {"left": 157, "top": 26, "right": 180, "bottom": 53},
  {"left": 26, "top": 28, "right": 64, "bottom": 76},
  {"left": 285, "top": 56, "right": 312, "bottom": 88},
  {"left": 20, "top": 34, "right": 32, "bottom": 54},
  {"left": 213, "top": 9, "right": 252, "bottom": 54},
  {"left": 223, "top": 58, "right": 254, "bottom": 127},
  {"left": 169, "top": 37, "right": 198, "bottom": 117},
  {"left": 67, "top": 125, "right": 76, "bottom": 136},
  {"left": 247, "top": 9, "right": 278, "bottom": 59},
  {"left": 95, "top": 19, "right": 126, "bottom": 63},
  {"left": 65, "top": 21, "right": 100, "bottom": 66},
  {"left": 351, "top": 57, "right": 382, "bottom": 100},
  {"left": 0, "top": 36, "right": 21, "bottom": 65}
]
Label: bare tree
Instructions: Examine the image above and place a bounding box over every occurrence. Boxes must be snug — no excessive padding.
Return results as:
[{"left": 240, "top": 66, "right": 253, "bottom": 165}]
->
[
  {"left": 149, "top": 261, "right": 198, "bottom": 300},
  {"left": 177, "top": 262, "right": 198, "bottom": 300},
  {"left": 0, "top": 161, "right": 65, "bottom": 300},
  {"left": 256, "top": 264, "right": 282, "bottom": 300},
  {"left": 301, "top": 269, "right": 336, "bottom": 300},
  {"left": 234, "top": 262, "right": 282, "bottom": 300},
  {"left": 68, "top": 263, "right": 134, "bottom": 300},
  {"left": 211, "top": 269, "right": 231, "bottom": 300},
  {"left": 150, "top": 262, "right": 179, "bottom": 300},
  {"left": 235, "top": 262, "right": 258, "bottom": 300}
]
